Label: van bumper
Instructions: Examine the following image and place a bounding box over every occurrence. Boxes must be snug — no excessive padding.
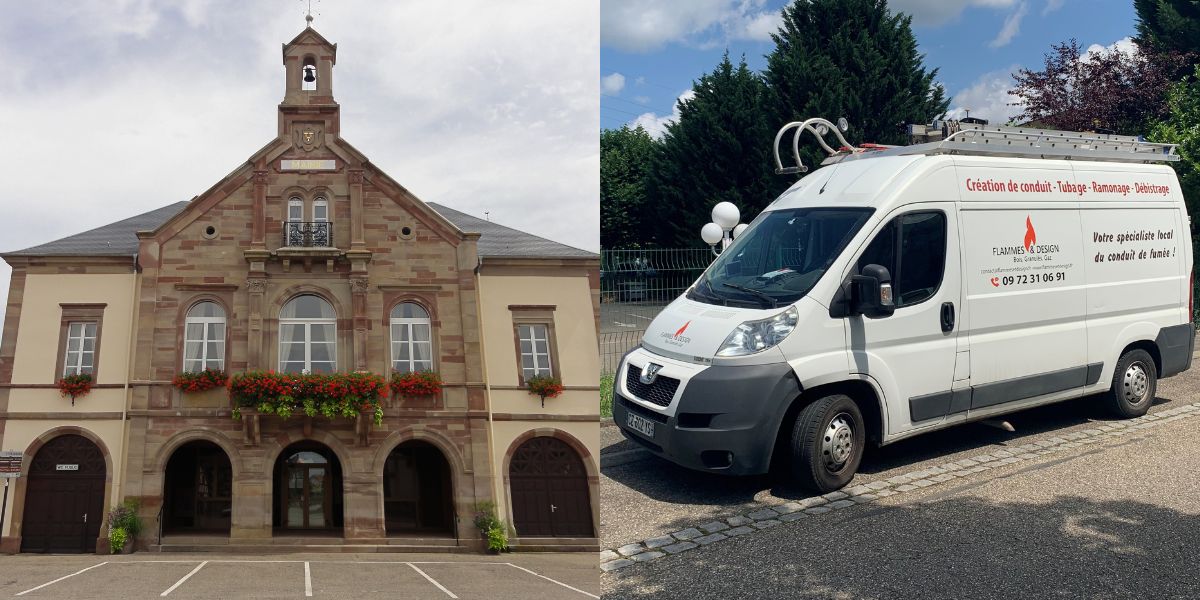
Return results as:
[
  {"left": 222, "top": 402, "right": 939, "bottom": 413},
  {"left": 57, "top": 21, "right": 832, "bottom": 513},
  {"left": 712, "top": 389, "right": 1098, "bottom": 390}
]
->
[{"left": 613, "top": 351, "right": 801, "bottom": 476}]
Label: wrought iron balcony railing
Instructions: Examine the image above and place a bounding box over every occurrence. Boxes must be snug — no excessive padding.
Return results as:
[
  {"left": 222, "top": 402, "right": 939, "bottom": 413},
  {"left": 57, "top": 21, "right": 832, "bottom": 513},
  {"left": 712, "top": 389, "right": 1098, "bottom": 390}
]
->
[{"left": 282, "top": 221, "right": 333, "bottom": 248}]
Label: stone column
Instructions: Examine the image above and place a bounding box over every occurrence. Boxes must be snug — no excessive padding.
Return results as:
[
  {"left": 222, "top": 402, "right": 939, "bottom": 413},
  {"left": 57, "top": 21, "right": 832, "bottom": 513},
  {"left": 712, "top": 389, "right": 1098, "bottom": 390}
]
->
[
  {"left": 349, "top": 277, "right": 369, "bottom": 371},
  {"left": 252, "top": 170, "right": 268, "bottom": 247},
  {"left": 230, "top": 475, "right": 272, "bottom": 540},
  {"left": 349, "top": 169, "right": 365, "bottom": 250},
  {"left": 342, "top": 473, "right": 385, "bottom": 539},
  {"left": 246, "top": 278, "right": 267, "bottom": 370}
]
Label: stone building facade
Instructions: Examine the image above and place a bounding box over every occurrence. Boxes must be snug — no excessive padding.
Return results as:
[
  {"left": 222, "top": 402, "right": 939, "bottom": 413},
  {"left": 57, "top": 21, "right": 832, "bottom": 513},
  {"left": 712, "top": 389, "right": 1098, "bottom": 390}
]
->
[{"left": 0, "top": 26, "right": 599, "bottom": 554}]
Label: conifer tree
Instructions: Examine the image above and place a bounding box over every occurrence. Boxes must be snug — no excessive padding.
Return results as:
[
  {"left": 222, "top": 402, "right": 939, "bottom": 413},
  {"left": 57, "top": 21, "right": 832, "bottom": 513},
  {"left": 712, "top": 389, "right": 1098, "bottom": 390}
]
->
[
  {"left": 764, "top": 0, "right": 948, "bottom": 174},
  {"left": 647, "top": 54, "right": 784, "bottom": 248}
]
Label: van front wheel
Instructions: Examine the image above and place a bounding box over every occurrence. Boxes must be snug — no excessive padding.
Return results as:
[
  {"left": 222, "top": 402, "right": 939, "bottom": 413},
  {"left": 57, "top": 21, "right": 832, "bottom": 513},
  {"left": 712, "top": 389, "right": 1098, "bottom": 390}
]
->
[
  {"left": 789, "top": 394, "right": 865, "bottom": 493},
  {"left": 1106, "top": 349, "right": 1157, "bottom": 418}
]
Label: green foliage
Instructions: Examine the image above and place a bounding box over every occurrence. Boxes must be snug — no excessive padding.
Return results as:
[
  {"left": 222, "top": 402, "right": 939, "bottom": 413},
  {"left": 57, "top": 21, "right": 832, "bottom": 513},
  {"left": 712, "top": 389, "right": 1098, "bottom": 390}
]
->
[
  {"left": 648, "top": 53, "right": 785, "bottom": 247},
  {"left": 229, "top": 371, "right": 389, "bottom": 423},
  {"left": 109, "top": 527, "right": 127, "bottom": 554},
  {"left": 486, "top": 523, "right": 509, "bottom": 553},
  {"left": 107, "top": 498, "right": 143, "bottom": 552},
  {"left": 601, "top": 125, "right": 660, "bottom": 248},
  {"left": 765, "top": 0, "right": 949, "bottom": 171},
  {"left": 473, "top": 501, "right": 500, "bottom": 532},
  {"left": 600, "top": 372, "right": 614, "bottom": 419},
  {"left": 1135, "top": 0, "right": 1200, "bottom": 57},
  {"left": 1150, "top": 65, "right": 1200, "bottom": 235}
]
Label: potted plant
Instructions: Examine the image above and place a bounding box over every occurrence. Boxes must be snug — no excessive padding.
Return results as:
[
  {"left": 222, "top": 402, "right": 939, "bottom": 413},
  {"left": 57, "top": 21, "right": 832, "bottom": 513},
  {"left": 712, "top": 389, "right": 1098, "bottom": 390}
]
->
[
  {"left": 473, "top": 501, "right": 509, "bottom": 553},
  {"left": 486, "top": 522, "right": 509, "bottom": 554},
  {"left": 228, "top": 371, "right": 388, "bottom": 426},
  {"left": 106, "top": 499, "right": 143, "bottom": 554},
  {"left": 172, "top": 368, "right": 228, "bottom": 393},
  {"left": 390, "top": 370, "right": 443, "bottom": 398},
  {"left": 57, "top": 373, "right": 93, "bottom": 406},
  {"left": 526, "top": 374, "right": 564, "bottom": 408}
]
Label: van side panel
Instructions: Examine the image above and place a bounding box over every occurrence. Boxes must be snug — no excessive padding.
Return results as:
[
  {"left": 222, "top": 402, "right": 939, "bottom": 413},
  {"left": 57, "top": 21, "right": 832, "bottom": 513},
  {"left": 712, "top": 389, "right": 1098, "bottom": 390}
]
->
[
  {"left": 1072, "top": 162, "right": 1189, "bottom": 388},
  {"left": 957, "top": 184, "right": 1089, "bottom": 404}
]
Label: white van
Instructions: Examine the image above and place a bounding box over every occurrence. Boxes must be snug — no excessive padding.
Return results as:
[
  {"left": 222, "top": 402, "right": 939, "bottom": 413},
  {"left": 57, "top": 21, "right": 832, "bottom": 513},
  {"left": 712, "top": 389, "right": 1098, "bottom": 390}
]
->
[{"left": 615, "top": 118, "right": 1194, "bottom": 492}]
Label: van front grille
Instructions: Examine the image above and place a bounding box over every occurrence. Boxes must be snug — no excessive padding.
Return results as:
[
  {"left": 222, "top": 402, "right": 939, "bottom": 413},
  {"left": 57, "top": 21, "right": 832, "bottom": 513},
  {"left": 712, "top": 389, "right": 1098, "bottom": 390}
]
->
[{"left": 625, "top": 364, "right": 680, "bottom": 408}]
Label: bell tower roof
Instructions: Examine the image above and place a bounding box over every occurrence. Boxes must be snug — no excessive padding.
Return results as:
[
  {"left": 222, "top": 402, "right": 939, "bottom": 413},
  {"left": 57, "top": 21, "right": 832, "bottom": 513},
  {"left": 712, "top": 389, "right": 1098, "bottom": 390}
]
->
[{"left": 279, "top": 26, "right": 339, "bottom": 136}]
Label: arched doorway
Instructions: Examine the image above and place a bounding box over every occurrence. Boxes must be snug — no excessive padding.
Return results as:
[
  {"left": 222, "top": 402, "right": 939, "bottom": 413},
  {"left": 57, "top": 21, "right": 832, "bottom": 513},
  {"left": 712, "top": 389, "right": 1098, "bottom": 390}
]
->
[
  {"left": 21, "top": 434, "right": 106, "bottom": 553},
  {"left": 508, "top": 436, "right": 593, "bottom": 537},
  {"left": 382, "top": 441, "right": 453, "bottom": 536},
  {"left": 163, "top": 441, "right": 232, "bottom": 534},
  {"left": 272, "top": 442, "right": 343, "bottom": 532}
]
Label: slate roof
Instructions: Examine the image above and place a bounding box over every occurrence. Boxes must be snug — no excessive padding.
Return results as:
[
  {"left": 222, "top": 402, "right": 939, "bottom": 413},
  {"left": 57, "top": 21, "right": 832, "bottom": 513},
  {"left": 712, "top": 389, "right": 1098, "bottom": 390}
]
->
[
  {"left": 4, "top": 200, "right": 594, "bottom": 260},
  {"left": 426, "top": 202, "right": 595, "bottom": 259},
  {"left": 3, "top": 202, "right": 191, "bottom": 257}
]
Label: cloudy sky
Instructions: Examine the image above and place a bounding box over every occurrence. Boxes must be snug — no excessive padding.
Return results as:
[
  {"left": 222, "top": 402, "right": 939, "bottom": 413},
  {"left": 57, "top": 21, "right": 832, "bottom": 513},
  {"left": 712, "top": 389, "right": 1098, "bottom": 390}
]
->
[
  {"left": 601, "top": 0, "right": 1138, "bottom": 136},
  {"left": 0, "top": 1, "right": 599, "bottom": 325}
]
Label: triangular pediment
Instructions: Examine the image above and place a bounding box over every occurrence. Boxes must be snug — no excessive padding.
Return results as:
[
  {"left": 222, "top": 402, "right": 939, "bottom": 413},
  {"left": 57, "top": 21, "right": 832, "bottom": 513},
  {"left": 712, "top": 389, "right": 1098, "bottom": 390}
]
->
[{"left": 284, "top": 26, "right": 337, "bottom": 55}]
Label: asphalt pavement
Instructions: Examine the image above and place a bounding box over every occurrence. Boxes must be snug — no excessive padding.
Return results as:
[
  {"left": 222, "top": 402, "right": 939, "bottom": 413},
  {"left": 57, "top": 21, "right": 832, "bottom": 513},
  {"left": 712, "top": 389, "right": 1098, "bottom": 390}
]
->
[
  {"left": 602, "top": 362, "right": 1200, "bottom": 599},
  {"left": 0, "top": 552, "right": 598, "bottom": 599}
]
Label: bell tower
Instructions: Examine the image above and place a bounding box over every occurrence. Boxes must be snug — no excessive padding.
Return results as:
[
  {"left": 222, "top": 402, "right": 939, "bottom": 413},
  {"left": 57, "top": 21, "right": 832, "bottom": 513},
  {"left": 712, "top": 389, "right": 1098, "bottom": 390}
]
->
[{"left": 279, "top": 22, "right": 339, "bottom": 137}]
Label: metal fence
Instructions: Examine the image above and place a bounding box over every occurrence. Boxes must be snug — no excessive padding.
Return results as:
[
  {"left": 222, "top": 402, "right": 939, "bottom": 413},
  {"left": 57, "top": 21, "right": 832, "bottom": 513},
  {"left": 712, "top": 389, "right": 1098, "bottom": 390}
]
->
[{"left": 600, "top": 248, "right": 714, "bottom": 375}]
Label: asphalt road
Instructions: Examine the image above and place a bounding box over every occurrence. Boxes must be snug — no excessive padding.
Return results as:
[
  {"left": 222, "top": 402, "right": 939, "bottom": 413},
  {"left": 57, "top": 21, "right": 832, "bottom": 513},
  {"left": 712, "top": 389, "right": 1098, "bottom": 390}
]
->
[
  {"left": 0, "top": 552, "right": 598, "bottom": 599},
  {"left": 602, "top": 364, "right": 1200, "bottom": 599}
]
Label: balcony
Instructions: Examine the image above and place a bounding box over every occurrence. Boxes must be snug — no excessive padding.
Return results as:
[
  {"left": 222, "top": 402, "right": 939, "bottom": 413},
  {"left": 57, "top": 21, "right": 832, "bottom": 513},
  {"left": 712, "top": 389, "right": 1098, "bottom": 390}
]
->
[{"left": 283, "top": 221, "right": 334, "bottom": 248}]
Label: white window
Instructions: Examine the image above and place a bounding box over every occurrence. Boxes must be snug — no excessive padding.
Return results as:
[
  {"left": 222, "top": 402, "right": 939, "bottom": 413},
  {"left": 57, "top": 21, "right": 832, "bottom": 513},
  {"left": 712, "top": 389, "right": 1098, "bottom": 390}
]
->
[
  {"left": 313, "top": 197, "right": 328, "bottom": 222},
  {"left": 518, "top": 324, "right": 552, "bottom": 380},
  {"left": 287, "top": 197, "right": 303, "bottom": 223},
  {"left": 279, "top": 295, "right": 336, "bottom": 373},
  {"left": 62, "top": 322, "right": 97, "bottom": 377},
  {"left": 390, "top": 303, "right": 432, "bottom": 373},
  {"left": 183, "top": 301, "right": 226, "bottom": 372}
]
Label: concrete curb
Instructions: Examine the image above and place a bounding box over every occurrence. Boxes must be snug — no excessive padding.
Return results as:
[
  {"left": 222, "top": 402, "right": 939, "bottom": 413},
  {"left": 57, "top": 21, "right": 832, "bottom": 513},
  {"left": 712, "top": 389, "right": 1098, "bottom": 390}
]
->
[{"left": 599, "top": 401, "right": 1200, "bottom": 573}]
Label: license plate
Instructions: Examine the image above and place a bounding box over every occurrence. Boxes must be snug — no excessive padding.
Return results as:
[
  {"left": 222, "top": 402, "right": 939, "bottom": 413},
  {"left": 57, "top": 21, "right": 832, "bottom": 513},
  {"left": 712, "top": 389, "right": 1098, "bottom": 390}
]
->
[{"left": 626, "top": 412, "right": 655, "bottom": 438}]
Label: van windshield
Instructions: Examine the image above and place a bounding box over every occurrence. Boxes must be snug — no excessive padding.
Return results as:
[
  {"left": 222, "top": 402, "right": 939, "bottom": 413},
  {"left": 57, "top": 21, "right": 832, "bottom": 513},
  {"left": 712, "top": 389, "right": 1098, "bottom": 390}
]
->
[{"left": 689, "top": 207, "right": 874, "bottom": 308}]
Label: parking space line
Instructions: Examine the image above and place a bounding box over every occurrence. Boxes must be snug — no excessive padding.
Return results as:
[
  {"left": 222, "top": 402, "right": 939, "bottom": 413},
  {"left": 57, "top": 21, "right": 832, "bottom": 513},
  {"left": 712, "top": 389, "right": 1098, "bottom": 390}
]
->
[
  {"left": 15, "top": 561, "right": 109, "bottom": 596},
  {"left": 160, "top": 560, "right": 208, "bottom": 597},
  {"left": 506, "top": 563, "right": 599, "bottom": 599},
  {"left": 407, "top": 563, "right": 458, "bottom": 599},
  {"left": 304, "top": 561, "right": 312, "bottom": 597}
]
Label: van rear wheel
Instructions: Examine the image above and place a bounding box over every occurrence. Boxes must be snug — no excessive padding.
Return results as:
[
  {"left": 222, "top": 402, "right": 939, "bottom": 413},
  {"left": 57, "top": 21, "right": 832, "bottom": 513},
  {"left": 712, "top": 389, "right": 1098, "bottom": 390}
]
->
[
  {"left": 789, "top": 394, "right": 865, "bottom": 493},
  {"left": 1106, "top": 349, "right": 1157, "bottom": 418}
]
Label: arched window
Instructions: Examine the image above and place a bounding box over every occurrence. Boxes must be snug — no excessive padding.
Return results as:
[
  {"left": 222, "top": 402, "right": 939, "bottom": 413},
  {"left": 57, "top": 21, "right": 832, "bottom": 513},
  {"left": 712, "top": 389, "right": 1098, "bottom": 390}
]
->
[
  {"left": 390, "top": 302, "right": 432, "bottom": 373},
  {"left": 312, "top": 197, "right": 328, "bottom": 223},
  {"left": 183, "top": 301, "right": 226, "bottom": 372},
  {"left": 279, "top": 295, "right": 336, "bottom": 373}
]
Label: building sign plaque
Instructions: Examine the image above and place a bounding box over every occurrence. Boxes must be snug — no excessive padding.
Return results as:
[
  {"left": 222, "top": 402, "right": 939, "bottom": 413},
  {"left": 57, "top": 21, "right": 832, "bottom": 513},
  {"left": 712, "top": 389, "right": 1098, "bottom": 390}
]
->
[
  {"left": 56, "top": 464, "right": 79, "bottom": 471},
  {"left": 280, "top": 159, "right": 336, "bottom": 171},
  {"left": 0, "top": 451, "right": 19, "bottom": 478}
]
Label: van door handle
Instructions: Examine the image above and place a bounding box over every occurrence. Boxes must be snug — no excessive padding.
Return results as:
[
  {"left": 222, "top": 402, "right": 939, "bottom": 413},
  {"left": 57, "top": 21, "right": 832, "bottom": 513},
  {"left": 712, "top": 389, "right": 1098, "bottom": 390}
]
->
[{"left": 940, "top": 302, "right": 955, "bottom": 332}]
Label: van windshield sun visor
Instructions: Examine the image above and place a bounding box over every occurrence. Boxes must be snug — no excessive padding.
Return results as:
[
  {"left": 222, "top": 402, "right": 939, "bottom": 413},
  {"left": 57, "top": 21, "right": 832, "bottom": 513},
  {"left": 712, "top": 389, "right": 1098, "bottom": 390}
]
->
[{"left": 690, "top": 207, "right": 874, "bottom": 308}]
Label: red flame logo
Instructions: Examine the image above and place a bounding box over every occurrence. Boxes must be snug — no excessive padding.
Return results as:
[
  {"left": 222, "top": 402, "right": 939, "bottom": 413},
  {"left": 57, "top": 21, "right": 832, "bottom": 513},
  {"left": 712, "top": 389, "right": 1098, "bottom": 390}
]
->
[
  {"left": 674, "top": 321, "right": 692, "bottom": 338},
  {"left": 1023, "top": 216, "right": 1036, "bottom": 251}
]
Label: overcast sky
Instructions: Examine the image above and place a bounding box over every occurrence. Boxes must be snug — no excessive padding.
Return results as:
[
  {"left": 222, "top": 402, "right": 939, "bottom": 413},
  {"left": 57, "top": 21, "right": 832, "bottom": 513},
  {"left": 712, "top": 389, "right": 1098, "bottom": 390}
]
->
[{"left": 0, "top": 1, "right": 599, "bottom": 327}]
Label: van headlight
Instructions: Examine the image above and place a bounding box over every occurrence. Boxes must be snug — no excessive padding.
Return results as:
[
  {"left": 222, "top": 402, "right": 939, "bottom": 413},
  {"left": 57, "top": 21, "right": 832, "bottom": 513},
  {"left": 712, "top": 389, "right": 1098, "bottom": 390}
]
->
[{"left": 716, "top": 306, "right": 799, "bottom": 357}]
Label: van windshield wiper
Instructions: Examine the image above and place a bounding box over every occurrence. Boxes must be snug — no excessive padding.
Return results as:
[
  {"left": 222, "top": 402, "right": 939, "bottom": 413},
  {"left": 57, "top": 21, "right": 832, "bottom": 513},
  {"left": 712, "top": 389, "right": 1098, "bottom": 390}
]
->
[{"left": 721, "top": 283, "right": 778, "bottom": 308}]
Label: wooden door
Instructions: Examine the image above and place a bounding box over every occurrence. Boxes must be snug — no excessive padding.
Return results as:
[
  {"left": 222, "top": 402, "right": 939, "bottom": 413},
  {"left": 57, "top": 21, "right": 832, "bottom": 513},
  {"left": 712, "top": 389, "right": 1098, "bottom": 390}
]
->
[
  {"left": 21, "top": 435, "right": 106, "bottom": 553},
  {"left": 509, "top": 437, "right": 593, "bottom": 538}
]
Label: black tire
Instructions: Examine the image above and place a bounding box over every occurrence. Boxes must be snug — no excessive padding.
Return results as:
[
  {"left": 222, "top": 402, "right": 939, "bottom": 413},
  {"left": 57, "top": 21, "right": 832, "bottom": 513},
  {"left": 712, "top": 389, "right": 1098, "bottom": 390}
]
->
[
  {"left": 1106, "top": 349, "right": 1157, "bottom": 418},
  {"left": 789, "top": 394, "right": 865, "bottom": 493}
]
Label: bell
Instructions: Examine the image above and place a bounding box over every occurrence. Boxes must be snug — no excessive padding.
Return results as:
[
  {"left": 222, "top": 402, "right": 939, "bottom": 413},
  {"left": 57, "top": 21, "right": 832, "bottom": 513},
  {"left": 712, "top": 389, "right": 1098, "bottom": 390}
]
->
[{"left": 303, "top": 66, "right": 316, "bottom": 83}]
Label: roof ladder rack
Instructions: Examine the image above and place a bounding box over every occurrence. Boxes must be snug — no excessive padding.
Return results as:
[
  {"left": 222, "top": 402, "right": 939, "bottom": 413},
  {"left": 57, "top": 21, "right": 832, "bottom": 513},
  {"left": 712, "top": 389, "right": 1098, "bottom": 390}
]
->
[{"left": 902, "top": 122, "right": 1179, "bottom": 163}]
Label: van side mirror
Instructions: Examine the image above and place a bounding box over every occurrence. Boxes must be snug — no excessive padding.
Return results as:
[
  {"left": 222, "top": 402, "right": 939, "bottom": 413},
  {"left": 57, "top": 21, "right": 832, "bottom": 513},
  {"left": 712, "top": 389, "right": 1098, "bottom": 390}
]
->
[{"left": 850, "top": 264, "right": 895, "bottom": 318}]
